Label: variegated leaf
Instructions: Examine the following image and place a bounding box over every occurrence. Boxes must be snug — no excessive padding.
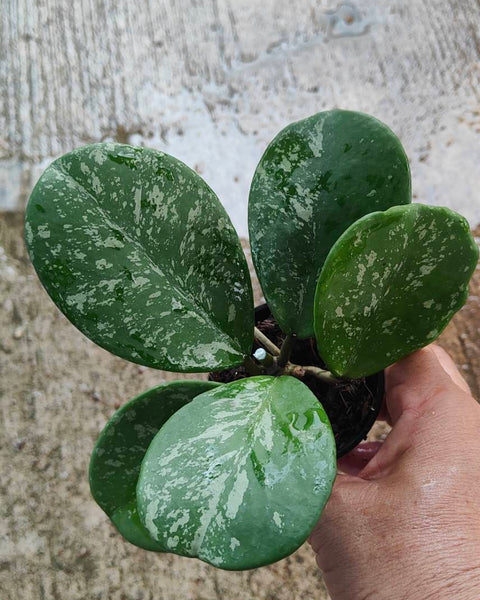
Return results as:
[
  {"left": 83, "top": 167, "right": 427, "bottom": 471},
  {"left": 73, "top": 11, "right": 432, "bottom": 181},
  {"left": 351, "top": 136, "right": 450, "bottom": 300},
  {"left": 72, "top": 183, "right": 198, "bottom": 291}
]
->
[
  {"left": 89, "top": 380, "right": 219, "bottom": 550},
  {"left": 25, "top": 143, "right": 254, "bottom": 372},
  {"left": 314, "top": 204, "right": 479, "bottom": 378},
  {"left": 249, "top": 110, "right": 411, "bottom": 338},
  {"left": 136, "top": 376, "right": 336, "bottom": 570}
]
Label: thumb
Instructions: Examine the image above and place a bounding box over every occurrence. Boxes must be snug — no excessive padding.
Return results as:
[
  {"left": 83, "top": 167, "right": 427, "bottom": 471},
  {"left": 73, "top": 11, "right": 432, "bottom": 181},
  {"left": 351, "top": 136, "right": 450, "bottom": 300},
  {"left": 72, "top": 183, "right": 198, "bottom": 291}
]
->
[
  {"left": 385, "top": 344, "right": 471, "bottom": 426},
  {"left": 360, "top": 344, "right": 476, "bottom": 479},
  {"left": 429, "top": 344, "right": 470, "bottom": 394}
]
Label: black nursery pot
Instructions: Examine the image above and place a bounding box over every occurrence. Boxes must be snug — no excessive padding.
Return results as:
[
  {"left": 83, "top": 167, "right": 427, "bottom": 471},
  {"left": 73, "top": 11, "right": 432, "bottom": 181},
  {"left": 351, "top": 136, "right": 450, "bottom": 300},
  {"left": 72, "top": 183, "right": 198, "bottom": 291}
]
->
[{"left": 209, "top": 304, "right": 384, "bottom": 458}]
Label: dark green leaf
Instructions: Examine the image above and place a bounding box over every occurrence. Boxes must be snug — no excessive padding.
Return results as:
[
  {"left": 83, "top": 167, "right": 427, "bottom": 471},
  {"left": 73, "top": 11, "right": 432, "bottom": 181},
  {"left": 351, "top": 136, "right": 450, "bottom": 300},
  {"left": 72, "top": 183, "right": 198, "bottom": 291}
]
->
[
  {"left": 136, "top": 376, "right": 336, "bottom": 570},
  {"left": 25, "top": 143, "right": 253, "bottom": 372},
  {"left": 249, "top": 110, "right": 411, "bottom": 338},
  {"left": 314, "top": 204, "right": 479, "bottom": 378},
  {"left": 89, "top": 380, "right": 219, "bottom": 550}
]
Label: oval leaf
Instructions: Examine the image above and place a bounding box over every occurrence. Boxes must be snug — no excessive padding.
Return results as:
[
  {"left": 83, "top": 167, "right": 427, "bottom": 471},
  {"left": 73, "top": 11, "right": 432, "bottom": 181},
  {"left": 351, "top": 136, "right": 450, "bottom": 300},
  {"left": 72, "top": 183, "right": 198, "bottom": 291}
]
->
[
  {"left": 25, "top": 143, "right": 253, "bottom": 372},
  {"left": 89, "top": 380, "right": 219, "bottom": 550},
  {"left": 136, "top": 376, "right": 336, "bottom": 570},
  {"left": 249, "top": 110, "right": 411, "bottom": 338},
  {"left": 314, "top": 204, "right": 479, "bottom": 378}
]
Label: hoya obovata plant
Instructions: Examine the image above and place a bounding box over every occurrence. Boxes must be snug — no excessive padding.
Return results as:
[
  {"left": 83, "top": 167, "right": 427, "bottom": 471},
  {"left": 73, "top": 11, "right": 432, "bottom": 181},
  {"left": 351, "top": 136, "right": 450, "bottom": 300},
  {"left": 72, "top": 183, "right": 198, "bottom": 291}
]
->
[{"left": 25, "top": 110, "right": 478, "bottom": 570}]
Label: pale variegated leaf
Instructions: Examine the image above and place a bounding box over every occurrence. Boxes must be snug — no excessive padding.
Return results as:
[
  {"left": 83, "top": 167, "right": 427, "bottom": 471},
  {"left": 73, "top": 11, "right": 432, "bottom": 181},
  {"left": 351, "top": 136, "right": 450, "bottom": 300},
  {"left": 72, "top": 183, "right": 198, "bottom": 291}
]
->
[
  {"left": 136, "top": 376, "right": 336, "bottom": 570},
  {"left": 89, "top": 380, "right": 219, "bottom": 550}
]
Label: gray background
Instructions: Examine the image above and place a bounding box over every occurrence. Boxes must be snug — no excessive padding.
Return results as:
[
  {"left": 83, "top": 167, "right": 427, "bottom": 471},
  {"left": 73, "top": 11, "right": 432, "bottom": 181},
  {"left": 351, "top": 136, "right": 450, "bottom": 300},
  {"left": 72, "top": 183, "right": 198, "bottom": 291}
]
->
[{"left": 2, "top": 0, "right": 480, "bottom": 234}]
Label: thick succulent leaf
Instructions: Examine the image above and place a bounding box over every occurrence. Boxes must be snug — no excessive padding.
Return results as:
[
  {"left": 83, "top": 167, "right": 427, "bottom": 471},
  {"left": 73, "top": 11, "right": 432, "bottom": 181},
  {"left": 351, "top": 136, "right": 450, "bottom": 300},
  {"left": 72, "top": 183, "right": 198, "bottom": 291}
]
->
[
  {"left": 314, "top": 204, "right": 479, "bottom": 378},
  {"left": 249, "top": 110, "right": 411, "bottom": 338},
  {"left": 89, "top": 380, "right": 219, "bottom": 551},
  {"left": 136, "top": 376, "right": 336, "bottom": 570},
  {"left": 25, "top": 143, "right": 254, "bottom": 372}
]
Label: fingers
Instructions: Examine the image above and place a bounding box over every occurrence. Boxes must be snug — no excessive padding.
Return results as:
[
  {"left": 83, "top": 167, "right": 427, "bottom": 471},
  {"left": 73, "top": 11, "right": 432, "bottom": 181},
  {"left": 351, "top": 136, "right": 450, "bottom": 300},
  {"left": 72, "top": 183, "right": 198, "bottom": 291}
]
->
[
  {"left": 377, "top": 395, "right": 391, "bottom": 425},
  {"left": 358, "top": 344, "right": 476, "bottom": 480},
  {"left": 429, "top": 344, "right": 471, "bottom": 393},
  {"left": 328, "top": 345, "right": 473, "bottom": 483},
  {"left": 338, "top": 442, "right": 382, "bottom": 476},
  {"left": 384, "top": 344, "right": 470, "bottom": 426}
]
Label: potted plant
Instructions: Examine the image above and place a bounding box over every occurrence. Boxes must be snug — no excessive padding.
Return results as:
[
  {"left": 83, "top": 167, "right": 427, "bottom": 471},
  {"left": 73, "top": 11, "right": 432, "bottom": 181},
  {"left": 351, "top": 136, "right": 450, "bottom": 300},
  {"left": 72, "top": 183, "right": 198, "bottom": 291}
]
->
[{"left": 24, "top": 110, "right": 478, "bottom": 570}]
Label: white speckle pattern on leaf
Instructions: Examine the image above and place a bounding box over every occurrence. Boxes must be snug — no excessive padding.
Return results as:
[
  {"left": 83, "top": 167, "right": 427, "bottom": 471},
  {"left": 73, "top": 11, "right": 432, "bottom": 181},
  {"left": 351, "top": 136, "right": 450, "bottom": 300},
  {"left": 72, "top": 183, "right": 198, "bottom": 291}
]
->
[
  {"left": 25, "top": 142, "right": 254, "bottom": 372},
  {"left": 89, "top": 380, "right": 219, "bottom": 552},
  {"left": 249, "top": 110, "right": 411, "bottom": 338},
  {"left": 314, "top": 204, "right": 478, "bottom": 378},
  {"left": 136, "top": 376, "right": 336, "bottom": 570}
]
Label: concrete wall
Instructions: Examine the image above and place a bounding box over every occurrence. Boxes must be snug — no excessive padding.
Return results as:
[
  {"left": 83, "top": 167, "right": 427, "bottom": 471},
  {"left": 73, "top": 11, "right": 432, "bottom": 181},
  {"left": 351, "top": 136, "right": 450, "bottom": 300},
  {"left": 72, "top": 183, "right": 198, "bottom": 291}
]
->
[{"left": 2, "top": 0, "right": 480, "bottom": 234}]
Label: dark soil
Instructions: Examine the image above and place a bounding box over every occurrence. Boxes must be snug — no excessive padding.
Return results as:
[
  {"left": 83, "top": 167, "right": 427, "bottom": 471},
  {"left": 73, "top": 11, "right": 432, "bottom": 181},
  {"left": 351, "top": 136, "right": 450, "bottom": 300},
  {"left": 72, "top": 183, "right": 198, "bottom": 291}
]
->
[{"left": 209, "top": 309, "right": 383, "bottom": 457}]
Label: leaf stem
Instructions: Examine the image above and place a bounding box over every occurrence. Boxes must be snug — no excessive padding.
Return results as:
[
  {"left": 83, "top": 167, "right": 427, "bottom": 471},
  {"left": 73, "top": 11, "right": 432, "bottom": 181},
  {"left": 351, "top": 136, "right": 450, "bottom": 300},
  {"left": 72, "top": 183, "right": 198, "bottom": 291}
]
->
[
  {"left": 243, "top": 355, "right": 263, "bottom": 376},
  {"left": 253, "top": 348, "right": 275, "bottom": 369},
  {"left": 253, "top": 327, "right": 339, "bottom": 384},
  {"left": 284, "top": 362, "right": 340, "bottom": 384},
  {"left": 277, "top": 333, "right": 295, "bottom": 368},
  {"left": 254, "top": 327, "right": 281, "bottom": 356}
]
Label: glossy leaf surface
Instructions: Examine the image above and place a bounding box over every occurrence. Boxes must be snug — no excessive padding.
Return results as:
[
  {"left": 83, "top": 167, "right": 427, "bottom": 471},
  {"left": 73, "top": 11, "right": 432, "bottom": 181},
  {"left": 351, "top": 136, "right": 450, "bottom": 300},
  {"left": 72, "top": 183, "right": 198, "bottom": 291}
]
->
[
  {"left": 25, "top": 143, "right": 253, "bottom": 372},
  {"left": 314, "top": 204, "right": 478, "bottom": 378},
  {"left": 136, "top": 376, "right": 336, "bottom": 570},
  {"left": 249, "top": 110, "right": 411, "bottom": 338},
  {"left": 89, "top": 380, "right": 219, "bottom": 550}
]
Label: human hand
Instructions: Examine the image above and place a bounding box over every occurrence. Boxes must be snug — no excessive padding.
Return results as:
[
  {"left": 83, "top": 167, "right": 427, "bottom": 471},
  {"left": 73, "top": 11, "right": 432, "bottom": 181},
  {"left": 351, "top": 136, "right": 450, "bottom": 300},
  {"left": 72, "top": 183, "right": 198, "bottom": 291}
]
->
[{"left": 309, "top": 345, "right": 480, "bottom": 600}]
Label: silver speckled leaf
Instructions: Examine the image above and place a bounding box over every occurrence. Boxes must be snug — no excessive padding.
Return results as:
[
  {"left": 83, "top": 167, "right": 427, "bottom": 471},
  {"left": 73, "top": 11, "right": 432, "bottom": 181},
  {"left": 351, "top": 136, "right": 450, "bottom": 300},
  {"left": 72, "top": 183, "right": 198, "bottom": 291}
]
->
[
  {"left": 249, "top": 110, "right": 411, "bottom": 338},
  {"left": 89, "top": 380, "right": 219, "bottom": 551},
  {"left": 25, "top": 143, "right": 254, "bottom": 372},
  {"left": 314, "top": 204, "right": 479, "bottom": 378},
  {"left": 136, "top": 376, "right": 336, "bottom": 570}
]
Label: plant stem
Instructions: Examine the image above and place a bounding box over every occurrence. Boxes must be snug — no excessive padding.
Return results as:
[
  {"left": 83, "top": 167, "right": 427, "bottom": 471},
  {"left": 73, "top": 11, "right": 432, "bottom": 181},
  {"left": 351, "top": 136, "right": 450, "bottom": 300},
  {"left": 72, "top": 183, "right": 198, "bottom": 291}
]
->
[
  {"left": 253, "top": 327, "right": 339, "bottom": 383},
  {"left": 254, "top": 327, "right": 280, "bottom": 356},
  {"left": 284, "top": 362, "right": 340, "bottom": 384},
  {"left": 277, "top": 333, "right": 295, "bottom": 368},
  {"left": 243, "top": 355, "right": 263, "bottom": 376},
  {"left": 253, "top": 348, "right": 275, "bottom": 369}
]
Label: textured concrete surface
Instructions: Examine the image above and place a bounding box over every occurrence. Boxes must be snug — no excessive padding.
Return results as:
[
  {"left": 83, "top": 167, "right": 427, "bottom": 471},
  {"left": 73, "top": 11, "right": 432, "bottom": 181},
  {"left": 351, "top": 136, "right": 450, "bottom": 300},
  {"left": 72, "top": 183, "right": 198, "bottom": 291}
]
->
[
  {"left": 1, "top": 0, "right": 480, "bottom": 234},
  {"left": 1, "top": 212, "right": 479, "bottom": 600}
]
